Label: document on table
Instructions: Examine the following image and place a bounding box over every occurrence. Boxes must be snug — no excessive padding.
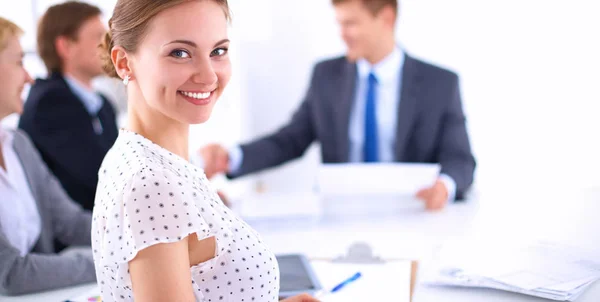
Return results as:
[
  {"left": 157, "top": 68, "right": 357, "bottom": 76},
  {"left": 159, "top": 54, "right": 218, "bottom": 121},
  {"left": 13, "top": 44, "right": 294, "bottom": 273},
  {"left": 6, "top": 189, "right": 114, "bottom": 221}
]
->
[
  {"left": 423, "top": 241, "right": 600, "bottom": 301},
  {"left": 312, "top": 260, "right": 411, "bottom": 302},
  {"left": 316, "top": 163, "right": 440, "bottom": 196}
]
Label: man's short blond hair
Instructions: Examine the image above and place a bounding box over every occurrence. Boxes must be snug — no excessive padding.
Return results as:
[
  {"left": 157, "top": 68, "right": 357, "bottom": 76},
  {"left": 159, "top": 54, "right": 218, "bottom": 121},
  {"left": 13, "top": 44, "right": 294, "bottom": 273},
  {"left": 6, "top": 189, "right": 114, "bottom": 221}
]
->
[{"left": 0, "top": 17, "right": 23, "bottom": 52}]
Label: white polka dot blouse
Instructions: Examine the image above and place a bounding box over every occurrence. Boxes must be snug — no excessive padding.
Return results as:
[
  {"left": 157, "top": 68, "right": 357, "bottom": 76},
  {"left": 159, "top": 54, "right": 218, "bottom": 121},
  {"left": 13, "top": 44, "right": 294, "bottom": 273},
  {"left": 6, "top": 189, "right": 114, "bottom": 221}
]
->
[{"left": 91, "top": 129, "right": 280, "bottom": 302}]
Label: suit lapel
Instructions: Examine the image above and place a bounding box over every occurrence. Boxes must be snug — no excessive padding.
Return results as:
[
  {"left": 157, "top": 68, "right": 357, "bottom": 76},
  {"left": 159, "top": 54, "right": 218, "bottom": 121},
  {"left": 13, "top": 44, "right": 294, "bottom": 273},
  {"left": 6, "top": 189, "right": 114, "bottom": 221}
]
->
[
  {"left": 335, "top": 60, "right": 358, "bottom": 162},
  {"left": 394, "top": 54, "right": 421, "bottom": 161}
]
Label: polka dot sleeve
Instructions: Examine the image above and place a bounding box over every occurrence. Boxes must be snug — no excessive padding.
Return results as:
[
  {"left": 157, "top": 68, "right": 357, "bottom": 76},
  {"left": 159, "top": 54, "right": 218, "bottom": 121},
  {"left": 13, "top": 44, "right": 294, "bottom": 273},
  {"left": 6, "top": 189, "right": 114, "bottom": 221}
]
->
[{"left": 100, "top": 167, "right": 217, "bottom": 265}]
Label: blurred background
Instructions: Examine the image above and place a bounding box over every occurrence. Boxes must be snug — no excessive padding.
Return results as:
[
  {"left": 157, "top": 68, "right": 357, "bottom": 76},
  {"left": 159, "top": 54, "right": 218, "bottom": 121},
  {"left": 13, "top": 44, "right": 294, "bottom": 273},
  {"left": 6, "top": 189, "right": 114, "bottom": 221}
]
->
[
  {"left": 2, "top": 1, "right": 600, "bottom": 300},
  {"left": 2, "top": 0, "right": 599, "bottom": 199}
]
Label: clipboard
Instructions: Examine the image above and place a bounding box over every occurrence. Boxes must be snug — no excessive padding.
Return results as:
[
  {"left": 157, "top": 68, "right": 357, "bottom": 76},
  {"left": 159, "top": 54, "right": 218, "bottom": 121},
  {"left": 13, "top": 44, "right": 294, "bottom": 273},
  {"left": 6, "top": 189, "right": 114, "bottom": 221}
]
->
[{"left": 310, "top": 242, "right": 418, "bottom": 301}]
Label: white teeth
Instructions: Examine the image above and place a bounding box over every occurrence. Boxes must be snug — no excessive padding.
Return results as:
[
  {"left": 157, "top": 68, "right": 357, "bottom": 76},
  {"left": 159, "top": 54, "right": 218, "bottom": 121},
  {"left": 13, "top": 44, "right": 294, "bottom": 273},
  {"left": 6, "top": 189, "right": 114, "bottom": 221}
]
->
[{"left": 180, "top": 91, "right": 211, "bottom": 100}]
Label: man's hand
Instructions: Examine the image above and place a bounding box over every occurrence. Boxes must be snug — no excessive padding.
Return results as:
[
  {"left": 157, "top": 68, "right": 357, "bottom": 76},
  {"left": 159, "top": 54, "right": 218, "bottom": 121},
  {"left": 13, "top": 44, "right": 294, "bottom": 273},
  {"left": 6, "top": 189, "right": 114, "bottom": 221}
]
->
[
  {"left": 199, "top": 144, "right": 229, "bottom": 179},
  {"left": 416, "top": 179, "right": 449, "bottom": 211},
  {"left": 280, "top": 293, "right": 320, "bottom": 302}
]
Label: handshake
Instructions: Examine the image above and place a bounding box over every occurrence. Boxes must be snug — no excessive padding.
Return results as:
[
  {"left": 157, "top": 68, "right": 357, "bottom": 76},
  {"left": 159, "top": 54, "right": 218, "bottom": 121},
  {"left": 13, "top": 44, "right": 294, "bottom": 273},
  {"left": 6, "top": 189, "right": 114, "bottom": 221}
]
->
[{"left": 198, "top": 144, "right": 230, "bottom": 179}]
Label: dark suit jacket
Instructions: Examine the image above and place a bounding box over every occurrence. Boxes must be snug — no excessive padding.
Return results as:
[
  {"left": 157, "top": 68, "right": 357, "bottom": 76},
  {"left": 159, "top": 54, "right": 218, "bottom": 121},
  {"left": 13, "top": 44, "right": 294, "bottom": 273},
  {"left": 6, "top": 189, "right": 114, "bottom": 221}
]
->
[
  {"left": 18, "top": 72, "right": 118, "bottom": 210},
  {"left": 234, "top": 54, "right": 476, "bottom": 199},
  {"left": 0, "top": 130, "right": 95, "bottom": 296}
]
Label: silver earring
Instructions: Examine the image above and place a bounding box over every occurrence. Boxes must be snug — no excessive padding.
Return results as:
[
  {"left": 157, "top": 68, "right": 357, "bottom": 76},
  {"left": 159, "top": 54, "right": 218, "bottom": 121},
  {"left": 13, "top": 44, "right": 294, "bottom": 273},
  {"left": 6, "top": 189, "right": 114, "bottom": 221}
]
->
[{"left": 123, "top": 75, "right": 130, "bottom": 86}]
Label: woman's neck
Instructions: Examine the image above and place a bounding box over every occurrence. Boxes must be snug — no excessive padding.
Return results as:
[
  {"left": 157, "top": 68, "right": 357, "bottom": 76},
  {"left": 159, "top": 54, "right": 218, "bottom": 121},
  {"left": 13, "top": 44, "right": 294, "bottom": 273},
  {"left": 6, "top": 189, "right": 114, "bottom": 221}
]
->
[{"left": 127, "top": 101, "right": 190, "bottom": 161}]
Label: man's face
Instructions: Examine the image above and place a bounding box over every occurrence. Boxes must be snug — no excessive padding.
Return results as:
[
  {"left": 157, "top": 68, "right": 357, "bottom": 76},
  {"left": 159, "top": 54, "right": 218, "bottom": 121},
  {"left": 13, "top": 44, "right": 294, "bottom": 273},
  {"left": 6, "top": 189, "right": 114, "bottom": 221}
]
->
[
  {"left": 67, "top": 16, "right": 106, "bottom": 78},
  {"left": 334, "top": 0, "right": 390, "bottom": 61}
]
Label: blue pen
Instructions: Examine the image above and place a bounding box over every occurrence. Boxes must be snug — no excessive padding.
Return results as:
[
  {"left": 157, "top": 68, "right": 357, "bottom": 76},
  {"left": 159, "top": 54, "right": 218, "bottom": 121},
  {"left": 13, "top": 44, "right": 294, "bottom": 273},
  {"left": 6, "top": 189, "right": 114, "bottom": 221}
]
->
[{"left": 317, "top": 272, "right": 362, "bottom": 297}]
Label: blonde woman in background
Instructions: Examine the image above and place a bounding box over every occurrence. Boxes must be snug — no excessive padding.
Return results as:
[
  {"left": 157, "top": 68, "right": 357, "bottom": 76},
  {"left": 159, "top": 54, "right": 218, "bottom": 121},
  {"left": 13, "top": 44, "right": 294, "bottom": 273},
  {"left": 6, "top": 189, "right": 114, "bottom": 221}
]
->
[{"left": 0, "top": 17, "right": 96, "bottom": 296}]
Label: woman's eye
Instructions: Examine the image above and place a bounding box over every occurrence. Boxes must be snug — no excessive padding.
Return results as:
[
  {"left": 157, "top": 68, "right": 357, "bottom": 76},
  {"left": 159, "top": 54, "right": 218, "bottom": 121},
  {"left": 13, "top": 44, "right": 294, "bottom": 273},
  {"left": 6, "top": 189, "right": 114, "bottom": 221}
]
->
[
  {"left": 210, "top": 47, "right": 228, "bottom": 57},
  {"left": 170, "top": 49, "right": 191, "bottom": 58}
]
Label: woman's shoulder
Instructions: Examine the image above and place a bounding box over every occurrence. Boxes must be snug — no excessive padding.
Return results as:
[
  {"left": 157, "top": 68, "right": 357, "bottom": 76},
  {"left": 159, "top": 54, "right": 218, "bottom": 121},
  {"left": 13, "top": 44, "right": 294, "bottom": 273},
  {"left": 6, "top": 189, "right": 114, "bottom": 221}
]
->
[
  {"left": 97, "top": 154, "right": 190, "bottom": 201},
  {"left": 95, "top": 130, "right": 223, "bottom": 216},
  {"left": 92, "top": 149, "right": 233, "bottom": 267},
  {"left": 98, "top": 138, "right": 183, "bottom": 202},
  {"left": 100, "top": 130, "right": 193, "bottom": 180}
]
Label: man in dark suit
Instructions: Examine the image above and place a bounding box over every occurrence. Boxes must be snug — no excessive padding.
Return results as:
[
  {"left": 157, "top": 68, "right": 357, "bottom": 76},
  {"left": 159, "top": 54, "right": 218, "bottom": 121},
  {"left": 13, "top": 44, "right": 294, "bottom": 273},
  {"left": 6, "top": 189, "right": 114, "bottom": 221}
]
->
[
  {"left": 201, "top": 0, "right": 476, "bottom": 210},
  {"left": 18, "top": 1, "right": 118, "bottom": 211}
]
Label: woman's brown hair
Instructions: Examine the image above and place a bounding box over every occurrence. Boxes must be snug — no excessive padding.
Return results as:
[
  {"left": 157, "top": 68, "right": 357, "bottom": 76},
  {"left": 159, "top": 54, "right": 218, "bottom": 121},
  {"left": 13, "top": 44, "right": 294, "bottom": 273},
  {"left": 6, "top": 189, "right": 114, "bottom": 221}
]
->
[{"left": 100, "top": 0, "right": 231, "bottom": 79}]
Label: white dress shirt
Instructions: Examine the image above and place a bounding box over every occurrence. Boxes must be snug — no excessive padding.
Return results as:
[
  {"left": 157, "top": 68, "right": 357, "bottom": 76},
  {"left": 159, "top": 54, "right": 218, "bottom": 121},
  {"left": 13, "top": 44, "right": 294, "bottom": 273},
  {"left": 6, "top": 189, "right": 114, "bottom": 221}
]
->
[
  {"left": 64, "top": 76, "right": 103, "bottom": 115},
  {"left": 64, "top": 75, "right": 105, "bottom": 134},
  {"left": 0, "top": 127, "right": 42, "bottom": 256},
  {"left": 350, "top": 47, "right": 456, "bottom": 201},
  {"left": 349, "top": 46, "right": 405, "bottom": 162}
]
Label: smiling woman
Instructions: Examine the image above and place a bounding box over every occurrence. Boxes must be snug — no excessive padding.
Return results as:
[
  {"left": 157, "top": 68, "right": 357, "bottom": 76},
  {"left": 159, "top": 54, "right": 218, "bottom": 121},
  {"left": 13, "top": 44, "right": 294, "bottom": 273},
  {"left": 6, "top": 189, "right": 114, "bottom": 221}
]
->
[
  {"left": 92, "top": 1, "right": 318, "bottom": 302},
  {"left": 99, "top": 0, "right": 231, "bottom": 126}
]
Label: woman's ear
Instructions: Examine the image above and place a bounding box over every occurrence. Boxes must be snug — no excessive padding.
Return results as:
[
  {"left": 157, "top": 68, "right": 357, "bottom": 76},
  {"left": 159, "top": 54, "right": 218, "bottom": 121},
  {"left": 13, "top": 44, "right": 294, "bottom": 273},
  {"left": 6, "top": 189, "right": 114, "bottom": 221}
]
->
[{"left": 111, "top": 46, "right": 133, "bottom": 82}]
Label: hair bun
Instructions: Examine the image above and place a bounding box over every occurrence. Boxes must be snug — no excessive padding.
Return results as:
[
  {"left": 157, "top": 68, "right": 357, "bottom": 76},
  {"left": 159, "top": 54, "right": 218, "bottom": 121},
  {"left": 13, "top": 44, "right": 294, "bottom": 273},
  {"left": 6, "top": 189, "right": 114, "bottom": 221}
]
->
[{"left": 99, "top": 26, "right": 118, "bottom": 78}]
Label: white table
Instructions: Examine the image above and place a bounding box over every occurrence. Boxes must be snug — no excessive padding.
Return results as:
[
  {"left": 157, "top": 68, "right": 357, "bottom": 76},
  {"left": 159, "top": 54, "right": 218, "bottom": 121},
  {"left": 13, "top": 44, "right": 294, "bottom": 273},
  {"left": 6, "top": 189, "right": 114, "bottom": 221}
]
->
[
  {"left": 246, "top": 187, "right": 600, "bottom": 302},
  {"left": 2, "top": 188, "right": 599, "bottom": 301},
  {"left": 0, "top": 283, "right": 97, "bottom": 302}
]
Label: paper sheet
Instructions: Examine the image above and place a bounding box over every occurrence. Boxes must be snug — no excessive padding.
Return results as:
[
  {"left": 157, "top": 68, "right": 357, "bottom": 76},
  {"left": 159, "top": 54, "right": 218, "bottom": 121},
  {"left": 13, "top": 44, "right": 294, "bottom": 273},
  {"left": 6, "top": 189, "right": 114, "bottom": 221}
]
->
[
  {"left": 457, "top": 242, "right": 600, "bottom": 291},
  {"left": 316, "top": 163, "right": 440, "bottom": 196},
  {"left": 425, "top": 241, "right": 600, "bottom": 301}
]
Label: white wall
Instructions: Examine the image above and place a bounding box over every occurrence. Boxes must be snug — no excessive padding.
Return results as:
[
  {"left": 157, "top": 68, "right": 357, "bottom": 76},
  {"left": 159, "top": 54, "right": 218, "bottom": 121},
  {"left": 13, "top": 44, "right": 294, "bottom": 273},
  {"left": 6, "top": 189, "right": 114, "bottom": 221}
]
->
[
  {"left": 230, "top": 0, "right": 600, "bottom": 196},
  {"left": 227, "top": 0, "right": 344, "bottom": 194},
  {"left": 397, "top": 1, "right": 600, "bottom": 193}
]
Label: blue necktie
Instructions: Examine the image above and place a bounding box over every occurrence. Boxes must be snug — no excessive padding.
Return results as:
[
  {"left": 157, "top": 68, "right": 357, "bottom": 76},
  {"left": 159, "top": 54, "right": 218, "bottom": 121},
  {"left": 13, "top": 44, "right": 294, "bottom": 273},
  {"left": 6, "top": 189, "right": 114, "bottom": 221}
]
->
[{"left": 364, "top": 72, "right": 378, "bottom": 162}]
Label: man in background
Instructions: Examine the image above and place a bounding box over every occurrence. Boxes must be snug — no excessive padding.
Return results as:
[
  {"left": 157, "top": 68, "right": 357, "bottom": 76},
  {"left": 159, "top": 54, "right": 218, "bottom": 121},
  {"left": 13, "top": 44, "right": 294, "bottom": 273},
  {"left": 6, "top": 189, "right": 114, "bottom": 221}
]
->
[
  {"left": 202, "top": 0, "right": 476, "bottom": 210},
  {"left": 19, "top": 1, "right": 118, "bottom": 211}
]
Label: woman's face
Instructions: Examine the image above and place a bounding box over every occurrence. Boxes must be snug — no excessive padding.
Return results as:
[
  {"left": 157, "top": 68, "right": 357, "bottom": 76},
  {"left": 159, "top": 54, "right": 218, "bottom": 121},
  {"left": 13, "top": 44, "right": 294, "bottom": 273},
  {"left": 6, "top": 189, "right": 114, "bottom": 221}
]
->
[
  {"left": 0, "top": 35, "right": 33, "bottom": 119},
  {"left": 130, "top": 0, "right": 231, "bottom": 124}
]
